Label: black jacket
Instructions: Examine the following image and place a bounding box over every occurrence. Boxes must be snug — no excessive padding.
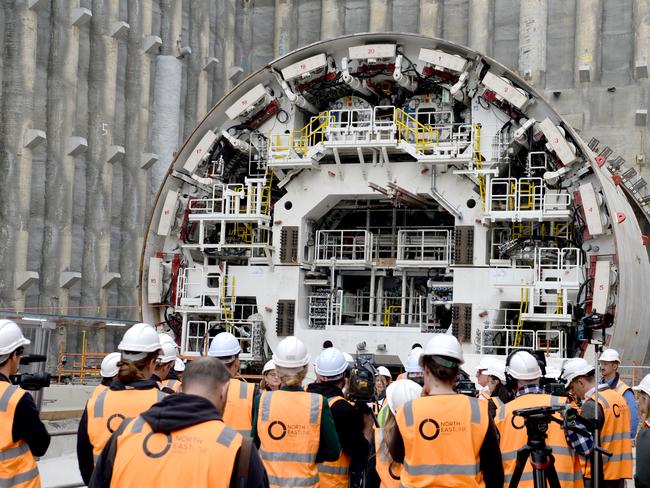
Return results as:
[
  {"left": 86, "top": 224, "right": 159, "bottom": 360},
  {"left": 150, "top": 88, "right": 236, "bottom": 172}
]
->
[
  {"left": 306, "top": 382, "right": 370, "bottom": 459},
  {"left": 89, "top": 393, "right": 269, "bottom": 488},
  {"left": 0, "top": 374, "right": 50, "bottom": 456},
  {"left": 76, "top": 378, "right": 161, "bottom": 485}
]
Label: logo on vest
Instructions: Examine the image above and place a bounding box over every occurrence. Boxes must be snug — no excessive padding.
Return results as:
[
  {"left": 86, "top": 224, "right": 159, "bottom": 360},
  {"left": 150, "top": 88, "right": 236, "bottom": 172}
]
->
[
  {"left": 388, "top": 462, "right": 401, "bottom": 480},
  {"left": 511, "top": 414, "right": 525, "bottom": 430},
  {"left": 268, "top": 420, "right": 288, "bottom": 440},
  {"left": 143, "top": 432, "right": 172, "bottom": 459},
  {"left": 418, "top": 419, "right": 440, "bottom": 440},
  {"left": 107, "top": 413, "right": 126, "bottom": 433},
  {"left": 612, "top": 403, "right": 621, "bottom": 418}
]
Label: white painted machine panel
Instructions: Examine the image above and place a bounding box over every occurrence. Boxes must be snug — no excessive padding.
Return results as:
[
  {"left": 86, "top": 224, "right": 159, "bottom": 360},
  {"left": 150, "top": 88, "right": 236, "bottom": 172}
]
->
[
  {"left": 482, "top": 71, "right": 529, "bottom": 110},
  {"left": 147, "top": 257, "right": 163, "bottom": 304},
  {"left": 156, "top": 190, "right": 178, "bottom": 236},
  {"left": 579, "top": 183, "right": 604, "bottom": 236},
  {"left": 182, "top": 130, "right": 217, "bottom": 174},
  {"left": 225, "top": 84, "right": 268, "bottom": 120},
  {"left": 538, "top": 118, "right": 577, "bottom": 166},
  {"left": 281, "top": 53, "right": 328, "bottom": 81},
  {"left": 418, "top": 48, "right": 467, "bottom": 73},
  {"left": 349, "top": 44, "right": 396, "bottom": 61},
  {"left": 592, "top": 260, "right": 611, "bottom": 313}
]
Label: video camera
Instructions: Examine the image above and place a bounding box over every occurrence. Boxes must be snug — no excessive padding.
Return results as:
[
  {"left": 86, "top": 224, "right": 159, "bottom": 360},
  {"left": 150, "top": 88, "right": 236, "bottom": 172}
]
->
[
  {"left": 347, "top": 357, "right": 376, "bottom": 404},
  {"left": 455, "top": 368, "right": 479, "bottom": 397},
  {"left": 514, "top": 405, "right": 591, "bottom": 440},
  {"left": 10, "top": 354, "right": 51, "bottom": 391}
]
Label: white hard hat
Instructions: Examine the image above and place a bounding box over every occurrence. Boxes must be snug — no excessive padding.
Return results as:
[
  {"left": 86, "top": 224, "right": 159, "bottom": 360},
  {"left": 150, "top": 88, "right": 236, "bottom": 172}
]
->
[
  {"left": 560, "top": 358, "right": 595, "bottom": 387},
  {"left": 0, "top": 320, "right": 30, "bottom": 356},
  {"left": 405, "top": 347, "right": 424, "bottom": 373},
  {"left": 159, "top": 333, "right": 176, "bottom": 347},
  {"left": 158, "top": 341, "right": 177, "bottom": 364},
  {"left": 343, "top": 352, "right": 354, "bottom": 366},
  {"left": 315, "top": 348, "right": 348, "bottom": 378},
  {"left": 506, "top": 351, "right": 542, "bottom": 380},
  {"left": 262, "top": 360, "right": 275, "bottom": 374},
  {"left": 100, "top": 352, "right": 121, "bottom": 378},
  {"left": 599, "top": 349, "right": 621, "bottom": 363},
  {"left": 422, "top": 334, "right": 464, "bottom": 364},
  {"left": 544, "top": 367, "right": 561, "bottom": 380},
  {"left": 173, "top": 357, "right": 185, "bottom": 372},
  {"left": 386, "top": 379, "right": 423, "bottom": 416},
  {"left": 376, "top": 366, "right": 391, "bottom": 379},
  {"left": 207, "top": 332, "right": 241, "bottom": 360},
  {"left": 118, "top": 323, "right": 161, "bottom": 360},
  {"left": 633, "top": 374, "right": 650, "bottom": 397},
  {"left": 475, "top": 356, "right": 494, "bottom": 372},
  {"left": 486, "top": 360, "right": 507, "bottom": 383},
  {"left": 273, "top": 336, "right": 310, "bottom": 368}
]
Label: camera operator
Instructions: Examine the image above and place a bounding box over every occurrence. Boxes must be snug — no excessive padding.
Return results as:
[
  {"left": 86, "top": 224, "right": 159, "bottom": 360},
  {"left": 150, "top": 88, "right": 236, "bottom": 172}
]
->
[
  {"left": 389, "top": 334, "right": 503, "bottom": 487},
  {"left": 0, "top": 319, "right": 50, "bottom": 486},
  {"left": 562, "top": 358, "right": 633, "bottom": 488},
  {"left": 307, "top": 347, "right": 371, "bottom": 488},
  {"left": 496, "top": 351, "right": 587, "bottom": 487}
]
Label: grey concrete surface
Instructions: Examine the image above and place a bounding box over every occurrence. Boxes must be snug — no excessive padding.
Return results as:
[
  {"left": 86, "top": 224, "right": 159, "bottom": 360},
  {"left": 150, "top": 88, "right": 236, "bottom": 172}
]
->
[{"left": 0, "top": 0, "right": 647, "bottom": 355}]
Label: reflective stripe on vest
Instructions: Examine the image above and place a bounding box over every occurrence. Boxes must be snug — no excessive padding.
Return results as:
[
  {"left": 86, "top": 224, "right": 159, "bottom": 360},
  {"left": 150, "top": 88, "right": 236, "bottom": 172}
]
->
[
  {"left": 86, "top": 386, "right": 166, "bottom": 459},
  {"left": 162, "top": 379, "right": 181, "bottom": 393},
  {"left": 258, "top": 391, "right": 323, "bottom": 488},
  {"left": 111, "top": 416, "right": 241, "bottom": 487},
  {"left": 375, "top": 428, "right": 402, "bottom": 488},
  {"left": 396, "top": 395, "right": 488, "bottom": 488},
  {"left": 585, "top": 388, "right": 633, "bottom": 480},
  {"left": 223, "top": 379, "right": 255, "bottom": 437},
  {"left": 495, "top": 393, "right": 582, "bottom": 488},
  {"left": 0, "top": 382, "right": 40, "bottom": 488},
  {"left": 317, "top": 396, "right": 351, "bottom": 487}
]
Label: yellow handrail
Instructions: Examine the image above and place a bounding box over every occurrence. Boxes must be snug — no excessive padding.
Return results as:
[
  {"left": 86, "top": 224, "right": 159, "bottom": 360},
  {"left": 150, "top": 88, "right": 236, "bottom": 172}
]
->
[
  {"left": 383, "top": 305, "right": 402, "bottom": 327},
  {"left": 395, "top": 109, "right": 439, "bottom": 154},
  {"left": 513, "top": 288, "right": 529, "bottom": 347}
]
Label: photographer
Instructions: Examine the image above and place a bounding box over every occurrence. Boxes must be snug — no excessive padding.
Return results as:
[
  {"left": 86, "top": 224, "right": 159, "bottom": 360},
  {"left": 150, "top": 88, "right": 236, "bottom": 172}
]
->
[
  {"left": 307, "top": 347, "right": 371, "bottom": 488},
  {"left": 562, "top": 358, "right": 633, "bottom": 488},
  {"left": 389, "top": 334, "right": 503, "bottom": 487},
  {"left": 0, "top": 319, "right": 50, "bottom": 487},
  {"left": 496, "top": 350, "right": 586, "bottom": 487}
]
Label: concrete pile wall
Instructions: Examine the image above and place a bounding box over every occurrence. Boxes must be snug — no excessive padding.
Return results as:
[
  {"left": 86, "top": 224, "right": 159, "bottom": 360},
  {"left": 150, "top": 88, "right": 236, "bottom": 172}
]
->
[{"left": 0, "top": 0, "right": 647, "bottom": 354}]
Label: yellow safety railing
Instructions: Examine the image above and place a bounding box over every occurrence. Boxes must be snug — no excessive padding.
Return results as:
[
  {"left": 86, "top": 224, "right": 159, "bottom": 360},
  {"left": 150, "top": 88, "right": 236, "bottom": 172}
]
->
[
  {"left": 511, "top": 221, "right": 533, "bottom": 238},
  {"left": 556, "top": 291, "right": 563, "bottom": 314},
  {"left": 395, "top": 109, "right": 438, "bottom": 155},
  {"left": 383, "top": 305, "right": 402, "bottom": 327},
  {"left": 518, "top": 180, "right": 537, "bottom": 210},
  {"left": 473, "top": 124, "right": 486, "bottom": 210},
  {"left": 513, "top": 288, "right": 529, "bottom": 347},
  {"left": 271, "top": 113, "right": 332, "bottom": 159},
  {"left": 221, "top": 275, "right": 236, "bottom": 331}
]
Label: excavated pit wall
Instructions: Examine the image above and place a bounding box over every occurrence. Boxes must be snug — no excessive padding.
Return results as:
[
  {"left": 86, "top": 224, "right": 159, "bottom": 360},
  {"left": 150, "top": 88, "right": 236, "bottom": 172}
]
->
[{"left": 0, "top": 0, "right": 647, "bottom": 358}]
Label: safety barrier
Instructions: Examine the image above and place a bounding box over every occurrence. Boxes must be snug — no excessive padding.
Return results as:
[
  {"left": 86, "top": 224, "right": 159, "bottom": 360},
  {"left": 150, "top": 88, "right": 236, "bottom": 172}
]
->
[
  {"left": 315, "top": 230, "right": 373, "bottom": 265},
  {"left": 475, "top": 326, "right": 565, "bottom": 357},
  {"left": 183, "top": 318, "right": 254, "bottom": 356},
  {"left": 396, "top": 229, "right": 452, "bottom": 266},
  {"left": 56, "top": 331, "right": 105, "bottom": 383},
  {"left": 189, "top": 174, "right": 272, "bottom": 218},
  {"left": 175, "top": 267, "right": 223, "bottom": 310},
  {"left": 268, "top": 106, "right": 473, "bottom": 164},
  {"left": 486, "top": 177, "right": 572, "bottom": 220}
]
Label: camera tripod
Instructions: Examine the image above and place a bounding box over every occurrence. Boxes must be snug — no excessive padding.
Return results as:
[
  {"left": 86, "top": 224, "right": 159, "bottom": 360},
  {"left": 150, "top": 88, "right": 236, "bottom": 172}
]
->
[{"left": 508, "top": 427, "right": 562, "bottom": 488}]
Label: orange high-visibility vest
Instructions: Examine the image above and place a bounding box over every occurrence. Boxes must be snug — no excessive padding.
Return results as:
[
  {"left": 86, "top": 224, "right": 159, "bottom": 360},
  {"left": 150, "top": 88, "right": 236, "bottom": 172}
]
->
[
  {"left": 613, "top": 379, "right": 632, "bottom": 397},
  {"left": 318, "top": 396, "right": 351, "bottom": 487},
  {"left": 257, "top": 390, "right": 323, "bottom": 488},
  {"left": 582, "top": 388, "right": 633, "bottom": 480},
  {"left": 0, "top": 382, "right": 40, "bottom": 488},
  {"left": 375, "top": 427, "right": 401, "bottom": 488},
  {"left": 495, "top": 393, "right": 583, "bottom": 488},
  {"left": 111, "top": 416, "right": 241, "bottom": 487},
  {"left": 395, "top": 394, "right": 488, "bottom": 488},
  {"left": 160, "top": 378, "right": 181, "bottom": 393},
  {"left": 223, "top": 378, "right": 256, "bottom": 437},
  {"left": 86, "top": 386, "right": 166, "bottom": 462}
]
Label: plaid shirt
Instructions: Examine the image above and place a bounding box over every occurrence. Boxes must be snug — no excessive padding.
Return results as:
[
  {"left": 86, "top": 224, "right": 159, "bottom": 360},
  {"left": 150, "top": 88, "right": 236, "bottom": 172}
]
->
[{"left": 516, "top": 384, "right": 593, "bottom": 456}]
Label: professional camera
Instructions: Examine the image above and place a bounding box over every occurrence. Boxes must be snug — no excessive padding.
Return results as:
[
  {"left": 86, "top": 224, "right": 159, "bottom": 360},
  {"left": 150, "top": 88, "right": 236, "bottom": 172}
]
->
[
  {"left": 11, "top": 372, "right": 51, "bottom": 391},
  {"left": 347, "top": 358, "right": 376, "bottom": 403},
  {"left": 454, "top": 368, "right": 479, "bottom": 397},
  {"left": 11, "top": 353, "right": 51, "bottom": 390}
]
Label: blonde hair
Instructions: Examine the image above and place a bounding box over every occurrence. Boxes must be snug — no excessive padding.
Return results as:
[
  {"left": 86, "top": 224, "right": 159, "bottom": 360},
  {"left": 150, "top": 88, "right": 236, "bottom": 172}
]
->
[
  {"left": 276, "top": 365, "right": 308, "bottom": 387},
  {"left": 380, "top": 411, "right": 397, "bottom": 456}
]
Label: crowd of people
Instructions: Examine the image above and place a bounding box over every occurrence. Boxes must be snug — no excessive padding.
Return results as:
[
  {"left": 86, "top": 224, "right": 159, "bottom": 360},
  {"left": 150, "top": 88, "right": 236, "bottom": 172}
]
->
[{"left": 1, "top": 317, "right": 650, "bottom": 487}]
